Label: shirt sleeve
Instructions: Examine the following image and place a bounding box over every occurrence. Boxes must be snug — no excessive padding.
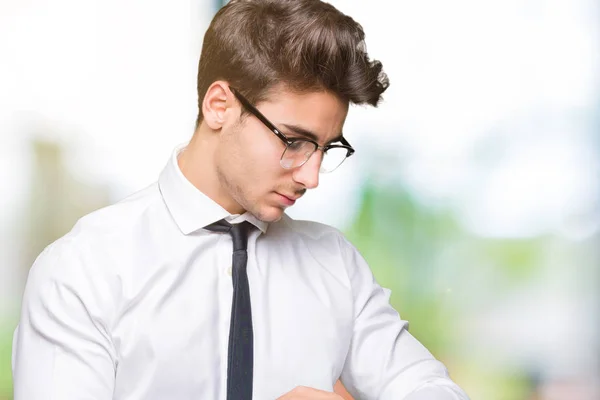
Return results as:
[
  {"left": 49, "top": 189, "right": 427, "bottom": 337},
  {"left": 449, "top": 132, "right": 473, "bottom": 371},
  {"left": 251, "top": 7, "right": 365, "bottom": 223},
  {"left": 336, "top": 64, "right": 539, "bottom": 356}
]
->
[
  {"left": 339, "top": 237, "right": 469, "bottom": 400},
  {"left": 12, "top": 237, "right": 117, "bottom": 399}
]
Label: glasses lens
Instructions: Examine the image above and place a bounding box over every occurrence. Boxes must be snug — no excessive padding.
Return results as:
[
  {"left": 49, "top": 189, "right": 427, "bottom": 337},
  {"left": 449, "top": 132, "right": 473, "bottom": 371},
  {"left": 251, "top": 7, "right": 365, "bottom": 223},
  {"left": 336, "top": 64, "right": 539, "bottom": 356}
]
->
[
  {"left": 281, "top": 140, "right": 317, "bottom": 169},
  {"left": 320, "top": 147, "right": 349, "bottom": 173}
]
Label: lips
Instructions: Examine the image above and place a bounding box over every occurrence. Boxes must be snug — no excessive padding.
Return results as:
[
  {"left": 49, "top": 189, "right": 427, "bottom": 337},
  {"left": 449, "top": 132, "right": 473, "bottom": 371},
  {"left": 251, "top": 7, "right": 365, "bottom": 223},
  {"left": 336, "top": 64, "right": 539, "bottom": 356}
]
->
[
  {"left": 276, "top": 192, "right": 299, "bottom": 206},
  {"left": 280, "top": 194, "right": 300, "bottom": 201}
]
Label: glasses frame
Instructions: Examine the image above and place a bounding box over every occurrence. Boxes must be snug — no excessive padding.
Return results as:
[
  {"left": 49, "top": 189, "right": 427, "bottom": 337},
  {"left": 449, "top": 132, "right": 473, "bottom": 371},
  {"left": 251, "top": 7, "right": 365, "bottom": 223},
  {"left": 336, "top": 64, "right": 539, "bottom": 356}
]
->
[{"left": 229, "top": 86, "right": 355, "bottom": 172}]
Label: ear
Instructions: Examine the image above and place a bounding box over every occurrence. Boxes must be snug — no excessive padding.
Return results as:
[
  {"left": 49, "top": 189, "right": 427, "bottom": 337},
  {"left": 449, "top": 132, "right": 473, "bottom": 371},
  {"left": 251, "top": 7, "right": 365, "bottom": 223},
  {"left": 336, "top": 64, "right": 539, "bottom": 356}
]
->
[{"left": 201, "top": 81, "right": 234, "bottom": 130}]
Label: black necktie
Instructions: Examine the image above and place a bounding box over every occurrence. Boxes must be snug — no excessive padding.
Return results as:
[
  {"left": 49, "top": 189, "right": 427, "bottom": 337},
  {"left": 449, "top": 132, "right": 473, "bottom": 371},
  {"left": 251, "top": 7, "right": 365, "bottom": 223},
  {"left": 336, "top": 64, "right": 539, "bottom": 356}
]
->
[{"left": 205, "top": 220, "right": 254, "bottom": 400}]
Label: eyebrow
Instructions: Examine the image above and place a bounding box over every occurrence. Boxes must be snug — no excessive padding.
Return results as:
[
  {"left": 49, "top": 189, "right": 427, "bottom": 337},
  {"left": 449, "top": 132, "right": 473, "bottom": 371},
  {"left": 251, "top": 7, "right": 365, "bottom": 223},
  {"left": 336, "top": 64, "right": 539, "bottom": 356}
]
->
[{"left": 281, "top": 123, "right": 344, "bottom": 145}]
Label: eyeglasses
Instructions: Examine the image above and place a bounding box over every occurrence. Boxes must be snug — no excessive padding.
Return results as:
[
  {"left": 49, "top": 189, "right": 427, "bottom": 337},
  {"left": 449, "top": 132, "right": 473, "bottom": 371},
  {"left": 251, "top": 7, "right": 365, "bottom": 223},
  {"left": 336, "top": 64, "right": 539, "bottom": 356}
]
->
[{"left": 230, "top": 87, "right": 355, "bottom": 173}]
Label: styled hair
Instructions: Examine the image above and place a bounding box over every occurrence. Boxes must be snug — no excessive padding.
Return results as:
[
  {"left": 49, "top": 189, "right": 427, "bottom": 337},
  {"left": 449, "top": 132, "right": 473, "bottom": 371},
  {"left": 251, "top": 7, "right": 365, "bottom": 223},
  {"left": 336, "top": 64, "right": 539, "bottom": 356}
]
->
[{"left": 196, "top": 0, "right": 389, "bottom": 125}]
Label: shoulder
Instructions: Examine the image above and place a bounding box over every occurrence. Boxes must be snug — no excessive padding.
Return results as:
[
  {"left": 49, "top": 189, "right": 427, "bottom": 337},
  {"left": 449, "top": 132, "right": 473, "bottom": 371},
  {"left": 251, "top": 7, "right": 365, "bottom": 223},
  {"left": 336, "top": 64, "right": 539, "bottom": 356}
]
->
[
  {"left": 22, "top": 184, "right": 164, "bottom": 319},
  {"left": 28, "top": 182, "right": 162, "bottom": 282},
  {"left": 267, "top": 215, "right": 376, "bottom": 299},
  {"left": 268, "top": 213, "right": 360, "bottom": 261},
  {"left": 270, "top": 213, "right": 345, "bottom": 243},
  {"left": 72, "top": 182, "right": 162, "bottom": 238}
]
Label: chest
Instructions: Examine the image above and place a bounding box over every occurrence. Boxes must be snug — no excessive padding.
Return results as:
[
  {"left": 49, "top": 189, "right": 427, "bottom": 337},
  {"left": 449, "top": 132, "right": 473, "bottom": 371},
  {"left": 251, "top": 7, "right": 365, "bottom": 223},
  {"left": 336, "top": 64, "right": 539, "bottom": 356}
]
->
[{"left": 112, "top": 252, "right": 354, "bottom": 399}]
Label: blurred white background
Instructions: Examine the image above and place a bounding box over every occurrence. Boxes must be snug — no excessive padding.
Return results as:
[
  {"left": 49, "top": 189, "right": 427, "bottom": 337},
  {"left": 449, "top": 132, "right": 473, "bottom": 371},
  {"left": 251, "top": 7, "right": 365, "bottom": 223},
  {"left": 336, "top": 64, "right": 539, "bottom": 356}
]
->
[{"left": 1, "top": 0, "right": 599, "bottom": 398}]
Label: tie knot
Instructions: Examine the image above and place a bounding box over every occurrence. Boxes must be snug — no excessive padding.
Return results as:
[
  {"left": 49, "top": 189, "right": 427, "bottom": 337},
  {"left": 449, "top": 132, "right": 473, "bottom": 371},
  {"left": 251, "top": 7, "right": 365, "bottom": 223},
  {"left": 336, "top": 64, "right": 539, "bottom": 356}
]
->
[{"left": 204, "top": 220, "right": 253, "bottom": 251}]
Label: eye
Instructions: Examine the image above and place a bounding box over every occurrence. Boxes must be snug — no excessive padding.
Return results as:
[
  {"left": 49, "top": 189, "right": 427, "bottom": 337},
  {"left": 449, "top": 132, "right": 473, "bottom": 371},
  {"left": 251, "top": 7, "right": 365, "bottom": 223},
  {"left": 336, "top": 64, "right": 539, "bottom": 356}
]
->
[{"left": 287, "top": 140, "right": 306, "bottom": 151}]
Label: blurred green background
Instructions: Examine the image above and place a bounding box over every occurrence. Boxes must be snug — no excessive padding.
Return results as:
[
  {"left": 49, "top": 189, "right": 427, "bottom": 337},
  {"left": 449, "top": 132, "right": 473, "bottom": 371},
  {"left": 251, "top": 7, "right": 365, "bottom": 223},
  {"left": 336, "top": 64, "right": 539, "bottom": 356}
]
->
[{"left": 1, "top": 0, "right": 598, "bottom": 399}]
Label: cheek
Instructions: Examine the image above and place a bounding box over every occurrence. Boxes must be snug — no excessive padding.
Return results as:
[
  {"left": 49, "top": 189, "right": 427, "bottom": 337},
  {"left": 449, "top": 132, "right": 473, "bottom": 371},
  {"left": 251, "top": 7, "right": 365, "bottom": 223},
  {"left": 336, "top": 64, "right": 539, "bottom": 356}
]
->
[
  {"left": 231, "top": 122, "right": 291, "bottom": 195},
  {"left": 243, "top": 136, "right": 286, "bottom": 176}
]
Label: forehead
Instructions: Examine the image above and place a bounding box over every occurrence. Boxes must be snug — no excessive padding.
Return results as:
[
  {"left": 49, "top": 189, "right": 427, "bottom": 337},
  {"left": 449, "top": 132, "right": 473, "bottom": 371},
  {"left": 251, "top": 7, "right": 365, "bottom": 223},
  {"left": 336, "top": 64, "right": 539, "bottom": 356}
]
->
[{"left": 256, "top": 86, "right": 349, "bottom": 143}]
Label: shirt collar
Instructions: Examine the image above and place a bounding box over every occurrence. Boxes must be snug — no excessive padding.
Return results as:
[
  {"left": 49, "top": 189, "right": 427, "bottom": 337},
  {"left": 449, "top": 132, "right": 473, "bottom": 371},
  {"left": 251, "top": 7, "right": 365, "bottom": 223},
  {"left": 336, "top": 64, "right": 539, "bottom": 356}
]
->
[{"left": 158, "top": 143, "right": 268, "bottom": 235}]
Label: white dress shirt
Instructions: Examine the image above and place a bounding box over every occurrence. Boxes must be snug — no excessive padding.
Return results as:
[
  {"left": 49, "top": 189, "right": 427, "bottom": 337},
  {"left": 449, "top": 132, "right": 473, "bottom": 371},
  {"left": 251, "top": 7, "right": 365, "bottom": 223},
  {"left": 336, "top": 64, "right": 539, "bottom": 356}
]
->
[{"left": 12, "top": 145, "right": 469, "bottom": 400}]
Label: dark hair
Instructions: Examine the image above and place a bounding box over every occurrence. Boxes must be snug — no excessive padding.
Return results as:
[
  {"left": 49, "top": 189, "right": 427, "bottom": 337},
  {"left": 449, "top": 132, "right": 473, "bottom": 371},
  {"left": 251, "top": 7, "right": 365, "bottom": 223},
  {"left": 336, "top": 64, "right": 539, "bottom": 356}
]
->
[{"left": 196, "top": 0, "right": 389, "bottom": 125}]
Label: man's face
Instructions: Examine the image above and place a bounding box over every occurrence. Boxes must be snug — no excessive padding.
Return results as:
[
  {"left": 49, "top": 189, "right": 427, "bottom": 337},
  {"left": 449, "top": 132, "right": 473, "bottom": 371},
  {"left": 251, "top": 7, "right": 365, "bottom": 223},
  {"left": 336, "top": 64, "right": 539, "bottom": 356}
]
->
[{"left": 214, "top": 86, "right": 349, "bottom": 223}]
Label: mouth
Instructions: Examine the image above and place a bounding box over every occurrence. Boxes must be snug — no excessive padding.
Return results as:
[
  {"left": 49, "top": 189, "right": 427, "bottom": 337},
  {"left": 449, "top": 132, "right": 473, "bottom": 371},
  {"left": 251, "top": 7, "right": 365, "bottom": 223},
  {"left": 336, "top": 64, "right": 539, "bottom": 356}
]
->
[{"left": 275, "top": 192, "right": 299, "bottom": 206}]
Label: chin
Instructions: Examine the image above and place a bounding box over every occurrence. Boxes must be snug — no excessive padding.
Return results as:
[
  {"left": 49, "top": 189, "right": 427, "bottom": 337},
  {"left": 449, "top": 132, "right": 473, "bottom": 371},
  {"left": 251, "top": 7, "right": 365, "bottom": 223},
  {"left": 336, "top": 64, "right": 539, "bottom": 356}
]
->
[{"left": 251, "top": 204, "right": 286, "bottom": 223}]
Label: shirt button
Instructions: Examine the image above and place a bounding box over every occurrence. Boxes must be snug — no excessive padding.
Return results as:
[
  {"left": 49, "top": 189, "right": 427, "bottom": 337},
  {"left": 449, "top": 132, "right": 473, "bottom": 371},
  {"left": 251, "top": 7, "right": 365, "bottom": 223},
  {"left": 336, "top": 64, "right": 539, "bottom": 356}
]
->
[{"left": 226, "top": 265, "right": 233, "bottom": 276}]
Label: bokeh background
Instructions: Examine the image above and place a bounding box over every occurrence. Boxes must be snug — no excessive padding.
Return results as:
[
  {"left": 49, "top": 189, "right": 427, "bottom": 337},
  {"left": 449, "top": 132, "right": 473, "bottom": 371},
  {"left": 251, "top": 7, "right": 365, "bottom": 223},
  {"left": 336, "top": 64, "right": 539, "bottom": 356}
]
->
[{"left": 1, "top": 0, "right": 599, "bottom": 399}]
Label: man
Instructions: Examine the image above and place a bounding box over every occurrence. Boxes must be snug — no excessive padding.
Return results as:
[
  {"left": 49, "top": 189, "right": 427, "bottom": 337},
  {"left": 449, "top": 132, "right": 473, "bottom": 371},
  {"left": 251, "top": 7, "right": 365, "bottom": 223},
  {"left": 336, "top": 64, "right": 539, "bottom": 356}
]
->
[{"left": 12, "top": 0, "right": 469, "bottom": 399}]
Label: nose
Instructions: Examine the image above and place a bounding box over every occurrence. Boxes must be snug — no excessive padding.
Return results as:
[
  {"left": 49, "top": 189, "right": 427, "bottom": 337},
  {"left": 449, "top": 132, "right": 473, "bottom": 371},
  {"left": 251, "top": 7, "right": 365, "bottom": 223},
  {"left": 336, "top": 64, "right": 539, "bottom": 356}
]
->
[{"left": 292, "top": 150, "right": 322, "bottom": 189}]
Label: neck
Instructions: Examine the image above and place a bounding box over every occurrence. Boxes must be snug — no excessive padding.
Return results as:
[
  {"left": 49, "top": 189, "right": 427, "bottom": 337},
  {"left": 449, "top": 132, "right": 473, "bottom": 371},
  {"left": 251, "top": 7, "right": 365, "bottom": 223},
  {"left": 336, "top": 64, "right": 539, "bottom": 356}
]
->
[{"left": 178, "top": 125, "right": 243, "bottom": 214}]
